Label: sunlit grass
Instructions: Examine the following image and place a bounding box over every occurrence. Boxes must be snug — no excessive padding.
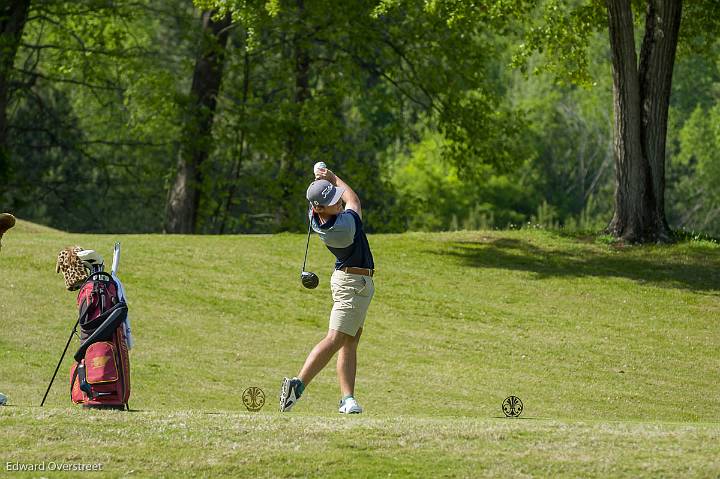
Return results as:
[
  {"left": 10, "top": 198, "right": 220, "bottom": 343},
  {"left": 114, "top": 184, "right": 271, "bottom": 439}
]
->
[{"left": 1, "top": 220, "right": 719, "bottom": 477}]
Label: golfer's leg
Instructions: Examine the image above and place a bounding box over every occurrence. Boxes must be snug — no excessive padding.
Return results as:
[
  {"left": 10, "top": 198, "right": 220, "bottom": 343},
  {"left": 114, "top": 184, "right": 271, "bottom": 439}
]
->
[
  {"left": 337, "top": 328, "right": 362, "bottom": 397},
  {"left": 298, "top": 329, "right": 348, "bottom": 386}
]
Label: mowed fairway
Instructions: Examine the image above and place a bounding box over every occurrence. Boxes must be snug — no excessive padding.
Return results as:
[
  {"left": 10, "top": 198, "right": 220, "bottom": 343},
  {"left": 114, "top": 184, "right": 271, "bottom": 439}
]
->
[{"left": 1, "top": 220, "right": 719, "bottom": 477}]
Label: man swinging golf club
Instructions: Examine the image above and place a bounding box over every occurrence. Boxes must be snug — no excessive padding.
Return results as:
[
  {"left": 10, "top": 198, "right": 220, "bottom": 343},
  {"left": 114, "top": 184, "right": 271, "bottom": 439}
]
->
[{"left": 280, "top": 165, "right": 375, "bottom": 414}]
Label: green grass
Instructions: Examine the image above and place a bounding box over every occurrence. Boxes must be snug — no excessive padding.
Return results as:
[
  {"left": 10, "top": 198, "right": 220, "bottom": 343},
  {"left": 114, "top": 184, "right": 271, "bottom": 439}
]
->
[{"left": 1, "top": 220, "right": 719, "bottom": 477}]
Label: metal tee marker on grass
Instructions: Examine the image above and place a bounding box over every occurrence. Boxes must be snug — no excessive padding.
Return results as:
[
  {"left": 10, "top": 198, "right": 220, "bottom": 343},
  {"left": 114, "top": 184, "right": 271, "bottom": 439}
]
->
[
  {"left": 242, "top": 387, "right": 265, "bottom": 412},
  {"left": 502, "top": 396, "right": 523, "bottom": 417}
]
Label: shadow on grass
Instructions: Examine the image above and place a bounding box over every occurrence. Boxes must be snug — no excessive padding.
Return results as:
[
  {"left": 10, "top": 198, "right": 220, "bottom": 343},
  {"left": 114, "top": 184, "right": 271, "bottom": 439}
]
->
[
  {"left": 436, "top": 237, "right": 720, "bottom": 293},
  {"left": 491, "top": 416, "right": 546, "bottom": 420}
]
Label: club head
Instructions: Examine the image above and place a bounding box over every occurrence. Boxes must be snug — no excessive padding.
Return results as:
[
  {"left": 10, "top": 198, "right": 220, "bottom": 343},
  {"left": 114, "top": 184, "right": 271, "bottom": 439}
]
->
[{"left": 301, "top": 271, "right": 319, "bottom": 289}]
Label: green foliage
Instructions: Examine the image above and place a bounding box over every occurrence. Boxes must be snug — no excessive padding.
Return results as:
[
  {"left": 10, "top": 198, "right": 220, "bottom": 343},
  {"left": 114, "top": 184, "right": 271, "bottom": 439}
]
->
[
  {"left": 4, "top": 0, "right": 194, "bottom": 232},
  {"left": 190, "top": 0, "right": 416, "bottom": 233},
  {"left": 1, "top": 0, "right": 720, "bottom": 237},
  {"left": 678, "top": 0, "right": 720, "bottom": 55},
  {"left": 511, "top": 31, "right": 614, "bottom": 227},
  {"left": 664, "top": 37, "right": 720, "bottom": 235},
  {"left": 513, "top": 1, "right": 605, "bottom": 87},
  {"left": 562, "top": 194, "right": 607, "bottom": 232},
  {"left": 388, "top": 131, "right": 534, "bottom": 231},
  {"left": 667, "top": 104, "right": 720, "bottom": 232},
  {"left": 530, "top": 200, "right": 560, "bottom": 229}
]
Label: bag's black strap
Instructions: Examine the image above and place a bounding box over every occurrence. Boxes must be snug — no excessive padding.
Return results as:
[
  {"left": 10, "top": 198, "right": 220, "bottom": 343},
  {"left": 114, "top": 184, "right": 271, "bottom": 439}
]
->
[
  {"left": 73, "top": 303, "right": 128, "bottom": 363},
  {"left": 79, "top": 300, "right": 125, "bottom": 331}
]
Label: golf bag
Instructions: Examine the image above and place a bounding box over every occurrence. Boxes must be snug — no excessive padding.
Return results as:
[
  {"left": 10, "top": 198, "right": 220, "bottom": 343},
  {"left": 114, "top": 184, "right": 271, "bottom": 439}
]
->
[{"left": 70, "top": 271, "right": 131, "bottom": 409}]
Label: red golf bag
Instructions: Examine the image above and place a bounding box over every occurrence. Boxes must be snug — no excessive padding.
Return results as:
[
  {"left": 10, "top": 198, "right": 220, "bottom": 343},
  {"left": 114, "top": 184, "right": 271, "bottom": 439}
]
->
[{"left": 70, "top": 272, "right": 131, "bottom": 409}]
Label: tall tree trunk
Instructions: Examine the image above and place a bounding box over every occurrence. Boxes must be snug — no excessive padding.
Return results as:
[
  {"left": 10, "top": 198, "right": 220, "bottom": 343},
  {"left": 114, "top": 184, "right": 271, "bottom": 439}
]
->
[
  {"left": 0, "top": 0, "right": 31, "bottom": 180},
  {"left": 165, "top": 10, "right": 231, "bottom": 234},
  {"left": 606, "top": 0, "right": 681, "bottom": 242},
  {"left": 276, "top": 0, "right": 311, "bottom": 231},
  {"left": 638, "top": 0, "right": 681, "bottom": 240}
]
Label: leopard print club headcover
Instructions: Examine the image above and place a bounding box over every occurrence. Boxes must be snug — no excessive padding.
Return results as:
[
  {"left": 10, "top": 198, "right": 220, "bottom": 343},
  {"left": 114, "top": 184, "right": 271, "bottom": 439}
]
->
[{"left": 56, "top": 246, "right": 89, "bottom": 291}]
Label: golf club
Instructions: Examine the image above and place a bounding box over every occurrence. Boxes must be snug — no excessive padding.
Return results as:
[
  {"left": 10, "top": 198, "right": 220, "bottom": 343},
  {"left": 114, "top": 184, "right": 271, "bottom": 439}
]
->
[{"left": 301, "top": 216, "right": 319, "bottom": 289}]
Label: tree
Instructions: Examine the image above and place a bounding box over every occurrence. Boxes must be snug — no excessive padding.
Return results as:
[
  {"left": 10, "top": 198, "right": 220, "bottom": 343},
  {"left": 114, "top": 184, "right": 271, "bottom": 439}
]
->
[
  {"left": 603, "top": 0, "right": 681, "bottom": 242},
  {"left": 521, "top": 0, "right": 720, "bottom": 241},
  {"left": 0, "top": 0, "right": 31, "bottom": 181},
  {"left": 3, "top": 0, "right": 198, "bottom": 232},
  {"left": 191, "top": 0, "right": 527, "bottom": 233},
  {"left": 165, "top": 9, "right": 232, "bottom": 233},
  {"left": 380, "top": 0, "right": 720, "bottom": 242}
]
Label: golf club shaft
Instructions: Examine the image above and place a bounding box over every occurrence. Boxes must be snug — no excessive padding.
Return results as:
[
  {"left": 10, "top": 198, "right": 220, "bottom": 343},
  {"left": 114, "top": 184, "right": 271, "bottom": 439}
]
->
[
  {"left": 302, "top": 213, "right": 312, "bottom": 272},
  {"left": 40, "top": 318, "right": 79, "bottom": 406}
]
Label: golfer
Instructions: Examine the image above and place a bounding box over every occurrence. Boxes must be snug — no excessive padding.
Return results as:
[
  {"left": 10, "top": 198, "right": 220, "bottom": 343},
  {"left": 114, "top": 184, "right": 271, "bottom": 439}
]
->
[{"left": 280, "top": 168, "right": 375, "bottom": 414}]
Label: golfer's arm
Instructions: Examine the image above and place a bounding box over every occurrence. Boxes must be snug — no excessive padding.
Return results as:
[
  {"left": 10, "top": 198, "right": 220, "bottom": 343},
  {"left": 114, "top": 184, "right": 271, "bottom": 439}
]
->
[{"left": 336, "top": 176, "right": 361, "bottom": 219}]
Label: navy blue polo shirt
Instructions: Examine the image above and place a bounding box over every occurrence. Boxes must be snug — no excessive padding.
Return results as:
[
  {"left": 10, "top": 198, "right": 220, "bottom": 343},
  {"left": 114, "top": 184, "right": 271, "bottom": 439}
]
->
[{"left": 310, "top": 209, "right": 374, "bottom": 270}]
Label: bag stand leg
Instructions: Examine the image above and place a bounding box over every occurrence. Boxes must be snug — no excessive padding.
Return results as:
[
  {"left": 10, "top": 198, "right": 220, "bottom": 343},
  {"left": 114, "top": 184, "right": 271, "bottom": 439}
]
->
[{"left": 40, "top": 319, "right": 79, "bottom": 407}]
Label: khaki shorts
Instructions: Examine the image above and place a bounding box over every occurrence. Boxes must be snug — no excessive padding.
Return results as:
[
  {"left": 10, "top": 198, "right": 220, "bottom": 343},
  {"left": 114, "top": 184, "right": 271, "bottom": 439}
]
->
[{"left": 329, "top": 269, "right": 375, "bottom": 336}]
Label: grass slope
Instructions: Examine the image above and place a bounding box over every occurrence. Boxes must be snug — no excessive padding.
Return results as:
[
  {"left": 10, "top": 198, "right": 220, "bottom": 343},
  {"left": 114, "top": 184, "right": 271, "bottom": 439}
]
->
[{"left": 1, "top": 220, "right": 719, "bottom": 477}]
